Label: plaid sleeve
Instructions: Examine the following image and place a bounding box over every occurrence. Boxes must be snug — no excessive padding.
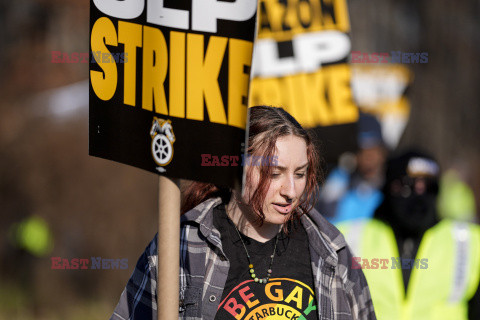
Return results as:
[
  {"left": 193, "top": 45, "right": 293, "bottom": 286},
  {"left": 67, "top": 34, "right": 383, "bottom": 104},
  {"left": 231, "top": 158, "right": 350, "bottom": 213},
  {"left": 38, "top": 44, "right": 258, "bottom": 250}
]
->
[
  {"left": 340, "top": 245, "right": 377, "bottom": 320},
  {"left": 110, "top": 234, "right": 158, "bottom": 320}
]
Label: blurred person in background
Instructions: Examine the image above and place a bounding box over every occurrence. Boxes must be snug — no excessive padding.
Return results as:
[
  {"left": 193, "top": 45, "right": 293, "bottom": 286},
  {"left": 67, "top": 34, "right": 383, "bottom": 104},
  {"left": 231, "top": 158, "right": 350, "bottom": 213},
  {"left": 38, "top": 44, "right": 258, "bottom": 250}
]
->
[
  {"left": 437, "top": 165, "right": 477, "bottom": 222},
  {"left": 7, "top": 215, "right": 53, "bottom": 286},
  {"left": 315, "top": 112, "right": 387, "bottom": 224},
  {"left": 338, "top": 150, "right": 480, "bottom": 320}
]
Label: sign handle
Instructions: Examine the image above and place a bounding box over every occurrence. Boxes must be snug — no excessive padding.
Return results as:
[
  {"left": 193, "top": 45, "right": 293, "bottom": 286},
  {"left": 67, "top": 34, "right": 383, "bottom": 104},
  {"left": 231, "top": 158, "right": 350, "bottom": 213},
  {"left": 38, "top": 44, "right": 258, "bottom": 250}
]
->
[{"left": 158, "top": 176, "right": 181, "bottom": 319}]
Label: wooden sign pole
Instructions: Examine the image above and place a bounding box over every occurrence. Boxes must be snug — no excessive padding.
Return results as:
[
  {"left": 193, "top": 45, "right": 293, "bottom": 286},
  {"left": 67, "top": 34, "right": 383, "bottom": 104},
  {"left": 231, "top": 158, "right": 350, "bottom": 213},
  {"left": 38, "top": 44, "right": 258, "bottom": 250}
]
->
[{"left": 157, "top": 176, "right": 181, "bottom": 320}]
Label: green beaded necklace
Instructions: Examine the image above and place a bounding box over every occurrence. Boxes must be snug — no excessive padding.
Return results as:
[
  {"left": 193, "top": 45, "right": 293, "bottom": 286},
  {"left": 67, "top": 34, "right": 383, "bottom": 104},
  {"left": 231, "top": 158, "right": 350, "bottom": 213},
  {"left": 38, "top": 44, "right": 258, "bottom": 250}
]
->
[{"left": 230, "top": 219, "right": 280, "bottom": 284}]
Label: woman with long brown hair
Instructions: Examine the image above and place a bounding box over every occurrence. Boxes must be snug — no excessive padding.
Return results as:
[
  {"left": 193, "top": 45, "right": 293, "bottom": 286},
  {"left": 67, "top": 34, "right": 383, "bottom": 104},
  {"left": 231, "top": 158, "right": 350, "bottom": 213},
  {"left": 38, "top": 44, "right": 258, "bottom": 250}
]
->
[{"left": 110, "top": 106, "right": 376, "bottom": 320}]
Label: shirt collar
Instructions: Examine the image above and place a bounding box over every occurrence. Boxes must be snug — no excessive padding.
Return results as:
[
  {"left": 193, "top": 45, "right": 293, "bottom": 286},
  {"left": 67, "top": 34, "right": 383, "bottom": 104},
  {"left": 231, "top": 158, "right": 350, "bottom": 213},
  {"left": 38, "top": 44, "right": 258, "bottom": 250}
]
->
[
  {"left": 181, "top": 197, "right": 223, "bottom": 244},
  {"left": 301, "top": 209, "right": 347, "bottom": 267},
  {"left": 181, "top": 198, "right": 347, "bottom": 267}
]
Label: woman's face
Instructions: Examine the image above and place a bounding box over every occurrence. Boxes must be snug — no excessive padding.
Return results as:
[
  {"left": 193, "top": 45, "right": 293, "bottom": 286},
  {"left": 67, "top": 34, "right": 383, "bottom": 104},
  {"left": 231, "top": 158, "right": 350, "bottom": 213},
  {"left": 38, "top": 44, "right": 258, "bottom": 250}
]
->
[{"left": 244, "top": 135, "right": 308, "bottom": 225}]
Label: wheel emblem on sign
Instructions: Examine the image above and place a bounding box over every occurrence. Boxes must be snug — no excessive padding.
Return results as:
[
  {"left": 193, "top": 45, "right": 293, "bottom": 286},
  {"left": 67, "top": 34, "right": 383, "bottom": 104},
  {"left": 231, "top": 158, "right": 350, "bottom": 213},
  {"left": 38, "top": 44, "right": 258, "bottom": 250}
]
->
[
  {"left": 152, "top": 134, "right": 172, "bottom": 165},
  {"left": 150, "top": 117, "right": 175, "bottom": 169}
]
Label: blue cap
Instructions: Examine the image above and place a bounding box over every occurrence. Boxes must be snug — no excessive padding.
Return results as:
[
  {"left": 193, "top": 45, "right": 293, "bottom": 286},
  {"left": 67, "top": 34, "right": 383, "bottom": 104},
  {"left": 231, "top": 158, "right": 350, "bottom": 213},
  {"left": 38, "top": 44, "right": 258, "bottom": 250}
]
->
[{"left": 358, "top": 112, "right": 384, "bottom": 149}]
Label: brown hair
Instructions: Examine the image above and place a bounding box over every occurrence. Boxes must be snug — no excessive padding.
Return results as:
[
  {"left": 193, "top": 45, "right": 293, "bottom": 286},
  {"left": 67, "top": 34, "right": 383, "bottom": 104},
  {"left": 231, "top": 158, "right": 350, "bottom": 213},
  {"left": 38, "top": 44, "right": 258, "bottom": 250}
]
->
[{"left": 181, "top": 106, "right": 322, "bottom": 221}]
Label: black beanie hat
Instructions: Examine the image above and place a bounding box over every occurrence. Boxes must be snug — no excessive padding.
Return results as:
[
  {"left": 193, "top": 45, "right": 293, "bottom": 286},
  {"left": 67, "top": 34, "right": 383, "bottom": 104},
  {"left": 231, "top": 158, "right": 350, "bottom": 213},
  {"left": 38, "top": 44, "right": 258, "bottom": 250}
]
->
[{"left": 384, "top": 150, "right": 440, "bottom": 194}]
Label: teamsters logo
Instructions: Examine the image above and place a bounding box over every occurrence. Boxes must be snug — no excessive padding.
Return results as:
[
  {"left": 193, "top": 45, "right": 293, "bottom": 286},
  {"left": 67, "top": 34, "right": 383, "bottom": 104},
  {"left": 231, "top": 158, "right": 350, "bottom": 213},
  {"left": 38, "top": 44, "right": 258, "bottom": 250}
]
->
[{"left": 150, "top": 117, "right": 175, "bottom": 172}]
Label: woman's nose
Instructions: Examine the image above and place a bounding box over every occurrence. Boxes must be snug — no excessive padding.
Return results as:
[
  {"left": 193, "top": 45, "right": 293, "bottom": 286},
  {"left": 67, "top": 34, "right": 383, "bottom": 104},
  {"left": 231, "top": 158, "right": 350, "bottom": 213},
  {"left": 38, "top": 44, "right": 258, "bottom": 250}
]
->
[{"left": 280, "top": 176, "right": 296, "bottom": 200}]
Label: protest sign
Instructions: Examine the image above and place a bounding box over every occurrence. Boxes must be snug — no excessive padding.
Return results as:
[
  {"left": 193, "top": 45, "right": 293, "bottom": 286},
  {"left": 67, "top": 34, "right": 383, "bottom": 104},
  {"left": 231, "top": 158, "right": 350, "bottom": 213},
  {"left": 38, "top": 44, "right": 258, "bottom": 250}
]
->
[
  {"left": 250, "top": 0, "right": 357, "bottom": 164},
  {"left": 89, "top": 0, "right": 257, "bottom": 188}
]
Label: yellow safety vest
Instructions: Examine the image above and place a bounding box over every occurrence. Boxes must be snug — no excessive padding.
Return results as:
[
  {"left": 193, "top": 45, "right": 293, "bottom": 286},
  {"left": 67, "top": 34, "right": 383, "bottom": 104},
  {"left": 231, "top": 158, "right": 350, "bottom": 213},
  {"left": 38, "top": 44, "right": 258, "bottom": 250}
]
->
[{"left": 338, "top": 219, "right": 480, "bottom": 320}]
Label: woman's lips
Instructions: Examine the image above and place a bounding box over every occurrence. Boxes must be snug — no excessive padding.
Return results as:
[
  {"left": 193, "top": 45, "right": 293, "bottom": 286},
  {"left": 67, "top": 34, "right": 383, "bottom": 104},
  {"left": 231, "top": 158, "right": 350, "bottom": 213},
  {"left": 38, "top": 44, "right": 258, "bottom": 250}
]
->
[{"left": 272, "top": 203, "right": 293, "bottom": 214}]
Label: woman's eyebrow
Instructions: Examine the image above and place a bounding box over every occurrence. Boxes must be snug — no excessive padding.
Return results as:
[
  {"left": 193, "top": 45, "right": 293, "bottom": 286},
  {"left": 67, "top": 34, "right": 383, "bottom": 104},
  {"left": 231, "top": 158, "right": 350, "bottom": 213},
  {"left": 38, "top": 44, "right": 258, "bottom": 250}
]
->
[
  {"left": 273, "top": 163, "right": 308, "bottom": 171},
  {"left": 296, "top": 163, "right": 309, "bottom": 170}
]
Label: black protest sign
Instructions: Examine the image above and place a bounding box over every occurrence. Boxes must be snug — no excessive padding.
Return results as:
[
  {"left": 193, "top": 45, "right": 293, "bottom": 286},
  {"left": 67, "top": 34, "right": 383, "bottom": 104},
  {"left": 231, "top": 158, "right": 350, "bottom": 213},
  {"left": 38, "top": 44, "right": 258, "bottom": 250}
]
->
[
  {"left": 89, "top": 0, "right": 257, "bottom": 187},
  {"left": 250, "top": 0, "right": 358, "bottom": 164}
]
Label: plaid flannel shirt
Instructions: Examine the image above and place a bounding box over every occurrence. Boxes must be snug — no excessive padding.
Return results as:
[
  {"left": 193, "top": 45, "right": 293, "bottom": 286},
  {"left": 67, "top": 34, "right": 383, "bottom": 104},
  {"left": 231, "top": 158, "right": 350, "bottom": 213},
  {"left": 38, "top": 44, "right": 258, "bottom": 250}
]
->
[{"left": 110, "top": 197, "right": 376, "bottom": 320}]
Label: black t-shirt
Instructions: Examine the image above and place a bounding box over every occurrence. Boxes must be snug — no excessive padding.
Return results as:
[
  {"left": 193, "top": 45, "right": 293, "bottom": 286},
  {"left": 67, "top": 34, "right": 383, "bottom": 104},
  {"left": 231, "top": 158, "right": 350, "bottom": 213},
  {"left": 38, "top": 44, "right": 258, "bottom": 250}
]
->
[{"left": 213, "top": 204, "right": 320, "bottom": 320}]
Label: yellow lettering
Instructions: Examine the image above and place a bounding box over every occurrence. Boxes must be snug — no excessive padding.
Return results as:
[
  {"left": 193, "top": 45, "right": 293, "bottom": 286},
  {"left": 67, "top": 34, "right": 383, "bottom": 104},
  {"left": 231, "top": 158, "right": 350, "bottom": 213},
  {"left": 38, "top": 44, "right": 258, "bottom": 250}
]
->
[
  {"left": 250, "top": 65, "right": 357, "bottom": 127},
  {"left": 249, "top": 77, "right": 284, "bottom": 108},
  {"left": 169, "top": 31, "right": 186, "bottom": 118},
  {"left": 186, "top": 34, "right": 227, "bottom": 124},
  {"left": 258, "top": 2, "right": 272, "bottom": 34},
  {"left": 332, "top": 0, "right": 350, "bottom": 32},
  {"left": 263, "top": 1, "right": 285, "bottom": 36},
  {"left": 90, "top": 17, "right": 118, "bottom": 101},
  {"left": 284, "top": 0, "right": 296, "bottom": 31},
  {"left": 284, "top": 286, "right": 303, "bottom": 309},
  {"left": 118, "top": 21, "right": 142, "bottom": 106},
  {"left": 297, "top": 0, "right": 313, "bottom": 28},
  {"left": 228, "top": 39, "right": 252, "bottom": 129},
  {"left": 91, "top": 20, "right": 252, "bottom": 128},
  {"left": 299, "top": 71, "right": 331, "bottom": 126},
  {"left": 283, "top": 74, "right": 308, "bottom": 125},
  {"left": 257, "top": 0, "right": 349, "bottom": 40},
  {"left": 325, "top": 64, "right": 358, "bottom": 124},
  {"left": 265, "top": 282, "right": 284, "bottom": 301},
  {"left": 142, "top": 26, "right": 168, "bottom": 114}
]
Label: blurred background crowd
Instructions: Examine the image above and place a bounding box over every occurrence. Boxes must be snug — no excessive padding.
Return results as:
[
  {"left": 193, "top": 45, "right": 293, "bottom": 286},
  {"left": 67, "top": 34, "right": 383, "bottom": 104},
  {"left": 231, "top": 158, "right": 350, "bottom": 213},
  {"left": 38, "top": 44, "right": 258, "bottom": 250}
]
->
[{"left": 1, "top": 0, "right": 479, "bottom": 319}]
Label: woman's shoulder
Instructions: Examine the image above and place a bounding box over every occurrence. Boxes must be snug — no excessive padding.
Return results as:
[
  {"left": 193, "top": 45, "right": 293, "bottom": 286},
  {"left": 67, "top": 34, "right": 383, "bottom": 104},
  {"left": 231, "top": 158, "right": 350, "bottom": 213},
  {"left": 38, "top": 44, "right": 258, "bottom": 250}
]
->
[
  {"left": 181, "top": 197, "right": 223, "bottom": 223},
  {"left": 302, "top": 207, "right": 348, "bottom": 253}
]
